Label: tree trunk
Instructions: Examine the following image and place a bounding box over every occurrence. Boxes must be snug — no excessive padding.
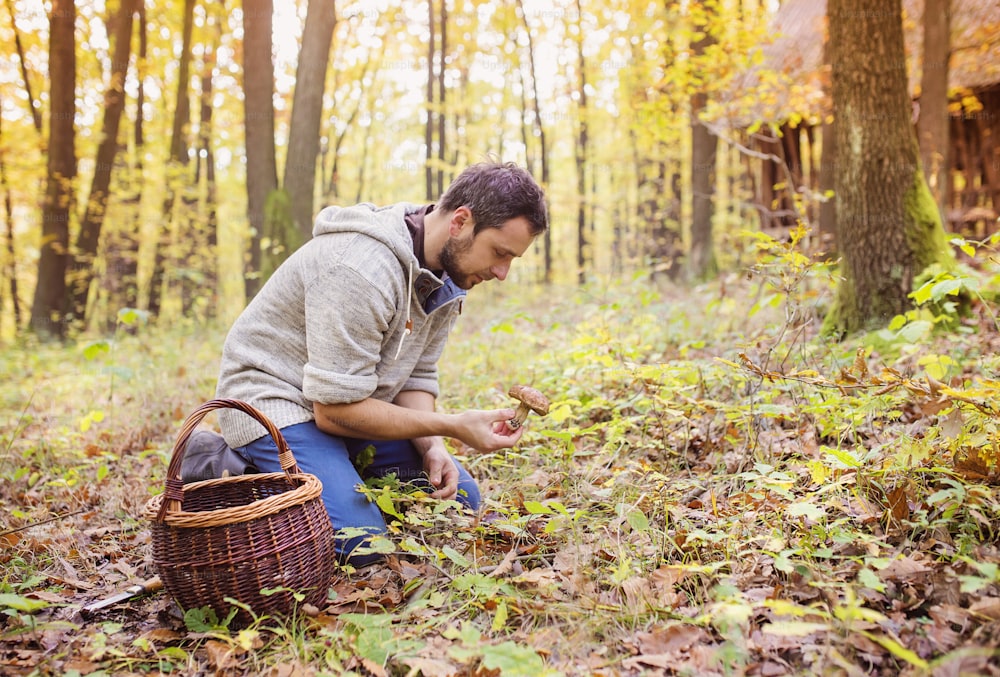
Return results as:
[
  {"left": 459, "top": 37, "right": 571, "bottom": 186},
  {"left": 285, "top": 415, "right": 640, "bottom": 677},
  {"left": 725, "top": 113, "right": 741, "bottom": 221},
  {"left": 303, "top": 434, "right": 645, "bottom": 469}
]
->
[
  {"left": 68, "top": 0, "right": 136, "bottom": 327},
  {"left": 284, "top": 0, "right": 336, "bottom": 244},
  {"left": 689, "top": 25, "right": 718, "bottom": 281},
  {"left": 180, "top": 7, "right": 222, "bottom": 318},
  {"left": 242, "top": 0, "right": 278, "bottom": 298},
  {"left": 573, "top": 0, "right": 588, "bottom": 286},
  {"left": 103, "top": 0, "right": 145, "bottom": 330},
  {"left": 437, "top": 1, "right": 446, "bottom": 195},
  {"left": 425, "top": 0, "right": 435, "bottom": 200},
  {"left": 825, "top": 0, "right": 954, "bottom": 335},
  {"left": 516, "top": 0, "right": 551, "bottom": 283},
  {"left": 325, "top": 53, "right": 376, "bottom": 202},
  {"left": 5, "top": 0, "right": 42, "bottom": 134},
  {"left": 30, "top": 0, "right": 76, "bottom": 339},
  {"left": 0, "top": 99, "right": 21, "bottom": 332},
  {"left": 148, "top": 0, "right": 195, "bottom": 317},
  {"left": 917, "top": 0, "right": 950, "bottom": 221}
]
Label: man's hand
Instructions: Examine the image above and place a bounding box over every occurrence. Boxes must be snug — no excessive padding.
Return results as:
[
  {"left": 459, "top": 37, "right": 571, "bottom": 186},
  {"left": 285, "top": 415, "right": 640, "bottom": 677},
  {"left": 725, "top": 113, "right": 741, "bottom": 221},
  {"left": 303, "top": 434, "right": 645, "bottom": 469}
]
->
[
  {"left": 455, "top": 408, "right": 525, "bottom": 452},
  {"left": 415, "top": 439, "right": 460, "bottom": 499}
]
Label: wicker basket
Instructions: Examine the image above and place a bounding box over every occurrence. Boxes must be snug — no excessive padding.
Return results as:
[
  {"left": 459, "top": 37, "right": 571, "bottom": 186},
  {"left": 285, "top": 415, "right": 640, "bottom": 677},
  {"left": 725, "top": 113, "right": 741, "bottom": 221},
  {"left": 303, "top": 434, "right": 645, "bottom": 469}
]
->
[{"left": 144, "top": 399, "right": 335, "bottom": 625}]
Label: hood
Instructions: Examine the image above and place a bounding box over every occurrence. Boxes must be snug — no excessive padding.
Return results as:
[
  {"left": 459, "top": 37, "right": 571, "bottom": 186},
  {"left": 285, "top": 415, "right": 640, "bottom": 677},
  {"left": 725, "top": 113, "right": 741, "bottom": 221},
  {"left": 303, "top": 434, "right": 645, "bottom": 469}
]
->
[{"left": 312, "top": 201, "right": 422, "bottom": 271}]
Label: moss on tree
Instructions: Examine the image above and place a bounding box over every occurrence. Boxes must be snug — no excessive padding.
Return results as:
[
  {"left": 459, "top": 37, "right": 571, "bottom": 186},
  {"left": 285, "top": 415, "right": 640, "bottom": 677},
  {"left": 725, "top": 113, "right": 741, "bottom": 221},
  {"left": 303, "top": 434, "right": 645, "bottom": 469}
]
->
[{"left": 822, "top": 168, "right": 956, "bottom": 337}]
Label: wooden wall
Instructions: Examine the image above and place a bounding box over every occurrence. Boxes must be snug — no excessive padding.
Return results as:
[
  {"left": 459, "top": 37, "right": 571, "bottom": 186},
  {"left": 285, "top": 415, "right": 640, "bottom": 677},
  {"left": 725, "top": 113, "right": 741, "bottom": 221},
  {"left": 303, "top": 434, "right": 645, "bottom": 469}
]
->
[{"left": 748, "top": 83, "right": 1000, "bottom": 240}]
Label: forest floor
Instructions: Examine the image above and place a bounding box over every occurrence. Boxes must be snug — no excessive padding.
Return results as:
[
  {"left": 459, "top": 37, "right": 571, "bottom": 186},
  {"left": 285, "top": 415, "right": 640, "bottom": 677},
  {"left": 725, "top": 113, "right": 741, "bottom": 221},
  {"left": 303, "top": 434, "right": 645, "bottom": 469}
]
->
[{"left": 3, "top": 249, "right": 1000, "bottom": 676}]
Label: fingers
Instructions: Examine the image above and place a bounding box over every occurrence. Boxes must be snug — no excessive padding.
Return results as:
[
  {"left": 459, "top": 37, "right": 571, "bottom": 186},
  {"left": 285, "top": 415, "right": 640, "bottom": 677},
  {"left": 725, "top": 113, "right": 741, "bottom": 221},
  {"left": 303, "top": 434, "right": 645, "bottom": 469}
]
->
[{"left": 428, "top": 457, "right": 459, "bottom": 500}]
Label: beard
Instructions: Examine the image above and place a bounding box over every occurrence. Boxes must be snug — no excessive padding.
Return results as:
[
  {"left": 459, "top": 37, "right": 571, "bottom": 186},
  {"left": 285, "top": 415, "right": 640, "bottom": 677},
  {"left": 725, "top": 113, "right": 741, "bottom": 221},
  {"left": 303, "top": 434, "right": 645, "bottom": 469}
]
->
[{"left": 439, "top": 234, "right": 478, "bottom": 289}]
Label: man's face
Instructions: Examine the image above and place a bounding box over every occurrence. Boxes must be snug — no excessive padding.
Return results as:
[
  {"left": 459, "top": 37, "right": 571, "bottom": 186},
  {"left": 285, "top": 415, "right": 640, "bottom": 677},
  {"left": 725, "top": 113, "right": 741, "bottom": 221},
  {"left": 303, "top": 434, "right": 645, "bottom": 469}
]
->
[{"left": 440, "top": 215, "right": 536, "bottom": 290}]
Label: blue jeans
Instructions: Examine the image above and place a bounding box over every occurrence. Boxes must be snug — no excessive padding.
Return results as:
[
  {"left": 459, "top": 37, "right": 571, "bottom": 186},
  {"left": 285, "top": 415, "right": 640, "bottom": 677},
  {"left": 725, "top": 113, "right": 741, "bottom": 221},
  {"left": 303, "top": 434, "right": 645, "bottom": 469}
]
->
[{"left": 236, "top": 421, "right": 481, "bottom": 566}]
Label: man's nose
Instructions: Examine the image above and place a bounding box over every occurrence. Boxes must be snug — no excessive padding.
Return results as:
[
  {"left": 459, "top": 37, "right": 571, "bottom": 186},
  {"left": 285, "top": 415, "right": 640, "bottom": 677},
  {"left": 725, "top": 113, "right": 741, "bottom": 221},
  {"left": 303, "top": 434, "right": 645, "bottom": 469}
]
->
[{"left": 491, "top": 261, "right": 511, "bottom": 281}]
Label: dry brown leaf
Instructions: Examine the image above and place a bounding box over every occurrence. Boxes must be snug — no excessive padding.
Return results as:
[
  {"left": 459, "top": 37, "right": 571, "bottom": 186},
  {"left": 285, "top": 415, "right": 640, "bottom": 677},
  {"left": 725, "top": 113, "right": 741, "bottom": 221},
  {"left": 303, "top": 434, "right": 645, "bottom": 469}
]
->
[
  {"left": 487, "top": 546, "right": 519, "bottom": 578},
  {"left": 620, "top": 576, "right": 652, "bottom": 611},
  {"left": 400, "top": 656, "right": 460, "bottom": 677},
  {"left": 623, "top": 653, "right": 674, "bottom": 669},
  {"left": 141, "top": 628, "right": 184, "bottom": 643},
  {"left": 261, "top": 661, "right": 314, "bottom": 677},
  {"left": 877, "top": 556, "right": 931, "bottom": 581},
  {"left": 203, "top": 639, "right": 241, "bottom": 671},
  {"left": 969, "top": 597, "right": 1000, "bottom": 620},
  {"left": 885, "top": 485, "right": 911, "bottom": 524},
  {"left": 651, "top": 564, "right": 690, "bottom": 588},
  {"left": 634, "top": 623, "right": 705, "bottom": 654},
  {"left": 359, "top": 656, "right": 387, "bottom": 677}
]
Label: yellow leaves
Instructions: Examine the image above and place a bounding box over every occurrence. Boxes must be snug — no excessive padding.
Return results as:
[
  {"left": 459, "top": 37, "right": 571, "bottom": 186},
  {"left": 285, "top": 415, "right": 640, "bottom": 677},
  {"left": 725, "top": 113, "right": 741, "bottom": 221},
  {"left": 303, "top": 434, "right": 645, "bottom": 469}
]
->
[{"left": 79, "top": 409, "right": 105, "bottom": 432}]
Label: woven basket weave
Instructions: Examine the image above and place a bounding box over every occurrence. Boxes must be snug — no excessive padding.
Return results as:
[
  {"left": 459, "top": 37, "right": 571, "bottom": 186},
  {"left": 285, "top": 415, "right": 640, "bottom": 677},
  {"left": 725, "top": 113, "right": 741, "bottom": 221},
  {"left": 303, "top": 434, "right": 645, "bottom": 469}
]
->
[{"left": 144, "top": 399, "right": 335, "bottom": 624}]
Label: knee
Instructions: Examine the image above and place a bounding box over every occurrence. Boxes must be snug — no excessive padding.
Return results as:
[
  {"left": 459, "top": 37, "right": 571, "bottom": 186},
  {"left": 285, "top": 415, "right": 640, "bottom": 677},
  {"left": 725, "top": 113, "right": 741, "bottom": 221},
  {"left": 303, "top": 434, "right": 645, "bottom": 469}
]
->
[{"left": 457, "top": 474, "right": 481, "bottom": 511}]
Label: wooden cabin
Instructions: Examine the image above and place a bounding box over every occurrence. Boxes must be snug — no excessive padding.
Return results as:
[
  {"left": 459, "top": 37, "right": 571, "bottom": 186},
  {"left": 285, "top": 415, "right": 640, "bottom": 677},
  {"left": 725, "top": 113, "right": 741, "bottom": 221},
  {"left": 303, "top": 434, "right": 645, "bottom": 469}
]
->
[{"left": 728, "top": 0, "right": 1000, "bottom": 239}]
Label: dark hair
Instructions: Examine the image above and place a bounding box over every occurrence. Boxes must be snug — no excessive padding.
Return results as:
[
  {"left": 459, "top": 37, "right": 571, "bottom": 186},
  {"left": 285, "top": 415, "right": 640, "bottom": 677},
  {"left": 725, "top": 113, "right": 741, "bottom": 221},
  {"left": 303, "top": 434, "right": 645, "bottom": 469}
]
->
[{"left": 437, "top": 161, "right": 548, "bottom": 235}]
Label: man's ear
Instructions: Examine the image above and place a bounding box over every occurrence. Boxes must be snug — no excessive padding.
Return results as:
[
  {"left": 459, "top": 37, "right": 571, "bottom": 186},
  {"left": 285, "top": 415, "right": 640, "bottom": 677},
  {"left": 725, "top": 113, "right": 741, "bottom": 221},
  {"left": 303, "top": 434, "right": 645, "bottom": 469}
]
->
[{"left": 450, "top": 206, "right": 474, "bottom": 236}]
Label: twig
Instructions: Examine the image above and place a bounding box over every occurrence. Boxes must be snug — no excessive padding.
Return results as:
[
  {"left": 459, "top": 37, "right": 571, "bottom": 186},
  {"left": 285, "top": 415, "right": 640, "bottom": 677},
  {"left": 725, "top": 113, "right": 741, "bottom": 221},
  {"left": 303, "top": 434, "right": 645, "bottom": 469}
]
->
[{"left": 0, "top": 509, "right": 86, "bottom": 538}]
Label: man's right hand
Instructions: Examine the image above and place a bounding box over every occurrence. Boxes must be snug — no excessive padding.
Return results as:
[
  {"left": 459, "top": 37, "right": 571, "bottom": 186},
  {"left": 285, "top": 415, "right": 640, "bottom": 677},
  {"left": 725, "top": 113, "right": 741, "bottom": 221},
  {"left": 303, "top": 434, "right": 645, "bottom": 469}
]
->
[{"left": 454, "top": 408, "right": 525, "bottom": 452}]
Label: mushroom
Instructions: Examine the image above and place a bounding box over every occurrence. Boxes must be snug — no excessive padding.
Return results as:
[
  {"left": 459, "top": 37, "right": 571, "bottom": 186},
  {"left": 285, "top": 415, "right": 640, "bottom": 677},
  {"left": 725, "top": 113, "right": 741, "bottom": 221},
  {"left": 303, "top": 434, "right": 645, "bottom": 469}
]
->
[{"left": 507, "top": 385, "right": 550, "bottom": 430}]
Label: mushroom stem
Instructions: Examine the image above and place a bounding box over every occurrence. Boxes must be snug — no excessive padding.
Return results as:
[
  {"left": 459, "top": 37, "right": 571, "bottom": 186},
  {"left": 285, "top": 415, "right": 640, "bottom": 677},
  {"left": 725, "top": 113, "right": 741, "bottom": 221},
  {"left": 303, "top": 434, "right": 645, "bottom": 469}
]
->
[{"left": 509, "top": 403, "right": 532, "bottom": 429}]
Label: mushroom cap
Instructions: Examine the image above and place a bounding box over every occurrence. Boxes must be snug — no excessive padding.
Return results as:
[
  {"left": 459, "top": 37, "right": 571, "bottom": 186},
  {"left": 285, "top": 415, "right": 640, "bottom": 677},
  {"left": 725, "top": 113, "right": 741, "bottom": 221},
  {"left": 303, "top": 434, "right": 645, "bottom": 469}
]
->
[{"left": 508, "top": 385, "right": 550, "bottom": 415}]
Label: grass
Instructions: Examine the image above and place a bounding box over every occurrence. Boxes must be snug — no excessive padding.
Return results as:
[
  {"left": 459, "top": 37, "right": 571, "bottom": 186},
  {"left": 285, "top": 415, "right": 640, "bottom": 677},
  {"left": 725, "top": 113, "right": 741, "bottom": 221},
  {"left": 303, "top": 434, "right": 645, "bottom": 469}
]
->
[{"left": 3, "top": 244, "right": 1000, "bottom": 676}]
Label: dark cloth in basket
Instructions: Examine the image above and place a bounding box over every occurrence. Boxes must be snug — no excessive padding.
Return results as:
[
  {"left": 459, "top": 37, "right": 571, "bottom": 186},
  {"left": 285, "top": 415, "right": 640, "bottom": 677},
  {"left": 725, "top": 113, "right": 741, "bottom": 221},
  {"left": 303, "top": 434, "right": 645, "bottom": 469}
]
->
[{"left": 180, "top": 430, "right": 257, "bottom": 483}]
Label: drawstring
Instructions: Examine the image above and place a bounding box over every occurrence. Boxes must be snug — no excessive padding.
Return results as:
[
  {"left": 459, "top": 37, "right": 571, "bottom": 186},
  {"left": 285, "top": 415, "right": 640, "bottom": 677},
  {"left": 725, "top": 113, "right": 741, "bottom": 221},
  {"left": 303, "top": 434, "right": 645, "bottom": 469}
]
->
[{"left": 394, "top": 262, "right": 414, "bottom": 360}]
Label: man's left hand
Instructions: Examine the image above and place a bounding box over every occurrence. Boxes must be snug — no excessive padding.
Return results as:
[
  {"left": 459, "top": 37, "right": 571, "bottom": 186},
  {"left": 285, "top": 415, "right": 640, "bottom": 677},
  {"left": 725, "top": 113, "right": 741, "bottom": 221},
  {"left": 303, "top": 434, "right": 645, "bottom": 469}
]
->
[{"left": 419, "top": 440, "right": 460, "bottom": 500}]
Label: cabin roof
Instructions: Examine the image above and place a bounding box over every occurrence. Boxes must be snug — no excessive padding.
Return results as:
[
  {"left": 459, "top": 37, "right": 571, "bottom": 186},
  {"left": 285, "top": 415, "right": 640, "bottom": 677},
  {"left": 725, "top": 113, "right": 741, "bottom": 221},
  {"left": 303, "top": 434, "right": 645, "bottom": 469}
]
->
[{"left": 719, "top": 0, "right": 1000, "bottom": 127}]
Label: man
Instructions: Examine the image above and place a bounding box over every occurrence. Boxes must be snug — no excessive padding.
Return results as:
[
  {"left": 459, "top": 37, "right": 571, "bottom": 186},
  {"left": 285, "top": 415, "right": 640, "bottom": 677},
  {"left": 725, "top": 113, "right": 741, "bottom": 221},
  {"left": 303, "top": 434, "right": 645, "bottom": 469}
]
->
[{"left": 185, "top": 161, "right": 548, "bottom": 566}]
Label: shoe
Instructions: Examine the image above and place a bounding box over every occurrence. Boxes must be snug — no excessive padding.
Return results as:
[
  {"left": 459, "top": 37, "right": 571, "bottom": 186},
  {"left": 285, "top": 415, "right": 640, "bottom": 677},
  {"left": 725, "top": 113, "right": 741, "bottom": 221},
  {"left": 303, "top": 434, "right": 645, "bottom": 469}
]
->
[{"left": 179, "top": 429, "right": 257, "bottom": 483}]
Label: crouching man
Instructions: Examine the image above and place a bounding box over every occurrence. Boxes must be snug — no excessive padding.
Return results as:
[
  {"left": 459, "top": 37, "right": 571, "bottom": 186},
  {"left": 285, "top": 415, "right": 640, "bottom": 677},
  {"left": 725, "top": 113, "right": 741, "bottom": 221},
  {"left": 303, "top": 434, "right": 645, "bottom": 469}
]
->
[{"left": 184, "top": 161, "right": 548, "bottom": 565}]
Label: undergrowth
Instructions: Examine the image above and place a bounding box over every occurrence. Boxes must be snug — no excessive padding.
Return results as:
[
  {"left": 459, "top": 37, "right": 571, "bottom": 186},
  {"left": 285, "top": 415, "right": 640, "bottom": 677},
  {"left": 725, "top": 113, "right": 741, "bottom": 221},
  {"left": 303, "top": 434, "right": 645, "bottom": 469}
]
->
[{"left": 2, "top": 230, "right": 1000, "bottom": 675}]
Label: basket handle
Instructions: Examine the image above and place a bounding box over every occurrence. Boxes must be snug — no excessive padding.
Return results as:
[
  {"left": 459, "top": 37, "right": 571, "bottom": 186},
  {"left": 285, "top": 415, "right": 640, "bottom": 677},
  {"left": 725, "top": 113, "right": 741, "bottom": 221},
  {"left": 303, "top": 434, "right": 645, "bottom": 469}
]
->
[{"left": 156, "top": 399, "right": 301, "bottom": 521}]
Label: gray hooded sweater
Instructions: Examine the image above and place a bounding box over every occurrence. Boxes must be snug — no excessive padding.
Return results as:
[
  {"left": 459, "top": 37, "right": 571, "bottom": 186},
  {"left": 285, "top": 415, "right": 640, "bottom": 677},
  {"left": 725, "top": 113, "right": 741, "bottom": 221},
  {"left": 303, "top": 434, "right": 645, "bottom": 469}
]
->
[{"left": 216, "top": 202, "right": 466, "bottom": 448}]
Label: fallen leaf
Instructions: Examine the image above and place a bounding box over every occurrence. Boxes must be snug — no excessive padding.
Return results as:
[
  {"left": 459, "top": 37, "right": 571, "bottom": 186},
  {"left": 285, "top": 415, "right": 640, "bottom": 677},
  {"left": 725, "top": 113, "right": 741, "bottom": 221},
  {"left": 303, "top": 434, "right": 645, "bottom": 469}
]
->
[
  {"left": 623, "top": 653, "right": 674, "bottom": 670},
  {"left": 399, "top": 656, "right": 459, "bottom": 677},
  {"left": 876, "top": 556, "right": 931, "bottom": 581},
  {"left": 885, "top": 485, "right": 910, "bottom": 524},
  {"left": 969, "top": 597, "right": 1000, "bottom": 620},
  {"left": 634, "top": 623, "right": 705, "bottom": 654},
  {"left": 141, "top": 628, "right": 183, "bottom": 643},
  {"left": 204, "top": 639, "right": 241, "bottom": 671}
]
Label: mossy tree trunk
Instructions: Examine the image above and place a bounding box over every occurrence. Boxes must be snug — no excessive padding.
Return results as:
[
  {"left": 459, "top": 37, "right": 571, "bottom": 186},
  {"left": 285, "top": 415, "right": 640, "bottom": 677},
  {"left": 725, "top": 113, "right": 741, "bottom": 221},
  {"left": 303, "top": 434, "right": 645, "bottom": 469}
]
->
[{"left": 823, "top": 0, "right": 954, "bottom": 336}]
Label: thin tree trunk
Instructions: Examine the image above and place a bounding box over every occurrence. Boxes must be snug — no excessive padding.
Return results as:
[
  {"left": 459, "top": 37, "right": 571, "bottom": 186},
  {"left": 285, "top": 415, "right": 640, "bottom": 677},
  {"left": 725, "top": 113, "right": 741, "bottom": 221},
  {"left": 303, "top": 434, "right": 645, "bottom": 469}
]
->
[
  {"left": 573, "top": 0, "right": 588, "bottom": 286},
  {"left": 285, "top": 0, "right": 336, "bottom": 244},
  {"left": 68, "top": 0, "right": 137, "bottom": 326},
  {"left": 0, "top": 97, "right": 21, "bottom": 332},
  {"left": 425, "top": 0, "right": 435, "bottom": 200},
  {"left": 437, "top": 1, "right": 446, "bottom": 195},
  {"left": 816, "top": 6, "right": 837, "bottom": 255},
  {"left": 689, "top": 22, "right": 718, "bottom": 281},
  {"left": 242, "top": 0, "right": 278, "bottom": 297},
  {"left": 102, "top": 0, "right": 145, "bottom": 330},
  {"left": 149, "top": 0, "right": 195, "bottom": 317},
  {"left": 125, "top": 0, "right": 145, "bottom": 311},
  {"left": 516, "top": 0, "right": 551, "bottom": 282},
  {"left": 917, "top": 0, "right": 950, "bottom": 221},
  {"left": 183, "top": 7, "right": 222, "bottom": 318},
  {"left": 30, "top": 0, "right": 76, "bottom": 339},
  {"left": 5, "top": 0, "right": 42, "bottom": 134}
]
